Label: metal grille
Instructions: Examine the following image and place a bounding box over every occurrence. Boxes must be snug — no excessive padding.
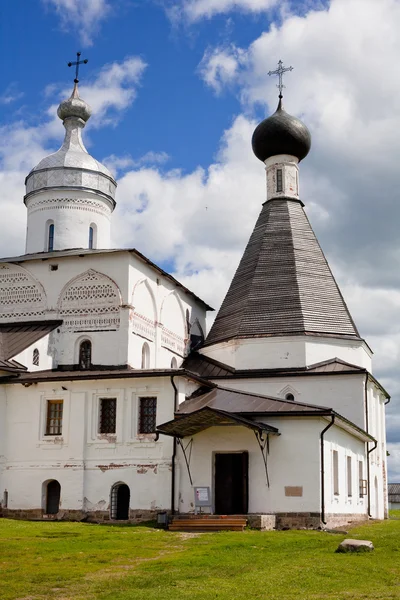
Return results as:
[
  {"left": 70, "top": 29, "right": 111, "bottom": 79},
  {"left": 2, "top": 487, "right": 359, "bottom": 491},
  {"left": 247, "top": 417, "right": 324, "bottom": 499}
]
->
[
  {"left": 46, "top": 400, "right": 63, "bottom": 435},
  {"left": 138, "top": 397, "right": 157, "bottom": 434},
  {"left": 99, "top": 398, "right": 116, "bottom": 434},
  {"left": 79, "top": 340, "right": 92, "bottom": 369},
  {"left": 33, "top": 348, "right": 39, "bottom": 366},
  {"left": 276, "top": 168, "right": 283, "bottom": 192}
]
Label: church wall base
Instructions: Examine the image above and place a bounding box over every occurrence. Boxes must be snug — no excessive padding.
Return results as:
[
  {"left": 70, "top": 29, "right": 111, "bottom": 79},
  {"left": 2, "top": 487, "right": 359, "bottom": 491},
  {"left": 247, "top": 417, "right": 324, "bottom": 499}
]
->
[
  {"left": 1, "top": 508, "right": 162, "bottom": 524},
  {"left": 275, "top": 512, "right": 368, "bottom": 530}
]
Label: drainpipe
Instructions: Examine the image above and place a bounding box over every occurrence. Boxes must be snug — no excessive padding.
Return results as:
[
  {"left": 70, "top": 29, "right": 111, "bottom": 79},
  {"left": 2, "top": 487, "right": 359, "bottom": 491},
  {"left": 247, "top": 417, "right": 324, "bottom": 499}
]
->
[
  {"left": 170, "top": 376, "right": 178, "bottom": 515},
  {"left": 367, "top": 440, "right": 378, "bottom": 517},
  {"left": 320, "top": 414, "right": 335, "bottom": 525}
]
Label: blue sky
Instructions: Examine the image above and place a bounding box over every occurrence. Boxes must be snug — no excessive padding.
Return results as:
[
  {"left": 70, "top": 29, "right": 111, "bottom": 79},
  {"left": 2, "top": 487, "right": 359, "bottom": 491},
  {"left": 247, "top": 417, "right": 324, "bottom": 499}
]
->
[{"left": 2, "top": 0, "right": 400, "bottom": 478}]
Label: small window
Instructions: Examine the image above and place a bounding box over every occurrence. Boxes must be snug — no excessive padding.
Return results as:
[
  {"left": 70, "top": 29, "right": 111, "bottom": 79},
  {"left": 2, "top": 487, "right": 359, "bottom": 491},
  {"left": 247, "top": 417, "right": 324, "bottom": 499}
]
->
[
  {"left": 333, "top": 450, "right": 339, "bottom": 495},
  {"left": 141, "top": 342, "right": 150, "bottom": 369},
  {"left": 33, "top": 348, "right": 39, "bottom": 367},
  {"left": 99, "top": 398, "right": 117, "bottom": 434},
  {"left": 79, "top": 340, "right": 92, "bottom": 370},
  {"left": 276, "top": 169, "right": 283, "bottom": 192},
  {"left": 347, "top": 456, "right": 352, "bottom": 497},
  {"left": 285, "top": 393, "right": 294, "bottom": 401},
  {"left": 46, "top": 400, "right": 63, "bottom": 436},
  {"left": 89, "top": 226, "right": 94, "bottom": 249},
  {"left": 358, "top": 460, "right": 366, "bottom": 498},
  {"left": 138, "top": 397, "right": 157, "bottom": 434},
  {"left": 171, "top": 357, "right": 178, "bottom": 369},
  {"left": 48, "top": 223, "right": 54, "bottom": 252}
]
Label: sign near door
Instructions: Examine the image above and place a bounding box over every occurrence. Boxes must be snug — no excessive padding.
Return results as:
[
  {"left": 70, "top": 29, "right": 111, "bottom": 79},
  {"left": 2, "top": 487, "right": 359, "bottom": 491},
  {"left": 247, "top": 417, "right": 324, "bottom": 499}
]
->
[{"left": 194, "top": 486, "right": 212, "bottom": 514}]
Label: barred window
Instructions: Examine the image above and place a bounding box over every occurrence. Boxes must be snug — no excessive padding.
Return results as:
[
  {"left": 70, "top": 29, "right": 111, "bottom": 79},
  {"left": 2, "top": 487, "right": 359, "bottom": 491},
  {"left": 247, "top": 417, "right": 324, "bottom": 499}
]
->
[
  {"left": 276, "top": 169, "right": 283, "bottom": 192},
  {"left": 138, "top": 397, "right": 157, "bottom": 434},
  {"left": 79, "top": 340, "right": 92, "bottom": 370},
  {"left": 99, "top": 398, "right": 117, "bottom": 434},
  {"left": 46, "top": 400, "right": 63, "bottom": 436},
  {"left": 33, "top": 348, "right": 39, "bottom": 366}
]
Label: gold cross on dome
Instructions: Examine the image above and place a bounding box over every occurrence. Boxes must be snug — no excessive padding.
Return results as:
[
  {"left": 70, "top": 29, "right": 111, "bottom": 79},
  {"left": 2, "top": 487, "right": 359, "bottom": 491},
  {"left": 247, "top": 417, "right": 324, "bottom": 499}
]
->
[
  {"left": 268, "top": 60, "right": 293, "bottom": 97},
  {"left": 67, "top": 52, "right": 88, "bottom": 83}
]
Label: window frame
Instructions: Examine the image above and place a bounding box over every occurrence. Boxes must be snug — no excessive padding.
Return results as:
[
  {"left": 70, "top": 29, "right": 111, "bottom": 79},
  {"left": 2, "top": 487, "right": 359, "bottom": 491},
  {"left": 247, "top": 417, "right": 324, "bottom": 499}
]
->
[
  {"left": 33, "top": 348, "right": 39, "bottom": 367},
  {"left": 48, "top": 223, "right": 55, "bottom": 252},
  {"left": 138, "top": 397, "right": 157, "bottom": 435},
  {"left": 98, "top": 397, "right": 117, "bottom": 434},
  {"left": 347, "top": 455, "right": 352, "bottom": 497},
  {"left": 332, "top": 449, "right": 339, "bottom": 496},
  {"left": 79, "top": 339, "right": 92, "bottom": 370},
  {"left": 45, "top": 399, "right": 63, "bottom": 436},
  {"left": 276, "top": 168, "right": 283, "bottom": 192}
]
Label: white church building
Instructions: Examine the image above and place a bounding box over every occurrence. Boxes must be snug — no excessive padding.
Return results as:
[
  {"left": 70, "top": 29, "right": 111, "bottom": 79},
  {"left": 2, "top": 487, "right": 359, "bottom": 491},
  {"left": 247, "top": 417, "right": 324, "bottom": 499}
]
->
[{"left": 0, "top": 73, "right": 388, "bottom": 529}]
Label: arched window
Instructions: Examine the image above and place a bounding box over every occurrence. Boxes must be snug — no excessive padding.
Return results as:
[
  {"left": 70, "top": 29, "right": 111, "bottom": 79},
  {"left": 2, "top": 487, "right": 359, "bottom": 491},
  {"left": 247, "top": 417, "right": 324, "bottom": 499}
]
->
[
  {"left": 45, "top": 480, "right": 61, "bottom": 515},
  {"left": 110, "top": 483, "right": 130, "bottom": 520},
  {"left": 285, "top": 393, "right": 294, "bottom": 401},
  {"left": 89, "top": 226, "right": 94, "bottom": 249},
  {"left": 79, "top": 340, "right": 92, "bottom": 370},
  {"left": 171, "top": 357, "right": 178, "bottom": 369},
  {"left": 33, "top": 348, "right": 39, "bottom": 366},
  {"left": 141, "top": 342, "right": 150, "bottom": 369},
  {"left": 48, "top": 223, "right": 54, "bottom": 252}
]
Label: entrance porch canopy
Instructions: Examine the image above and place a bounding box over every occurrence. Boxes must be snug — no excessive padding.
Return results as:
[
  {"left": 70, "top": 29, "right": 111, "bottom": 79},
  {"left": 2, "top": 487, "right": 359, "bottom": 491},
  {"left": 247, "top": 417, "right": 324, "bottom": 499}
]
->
[{"left": 157, "top": 406, "right": 279, "bottom": 438}]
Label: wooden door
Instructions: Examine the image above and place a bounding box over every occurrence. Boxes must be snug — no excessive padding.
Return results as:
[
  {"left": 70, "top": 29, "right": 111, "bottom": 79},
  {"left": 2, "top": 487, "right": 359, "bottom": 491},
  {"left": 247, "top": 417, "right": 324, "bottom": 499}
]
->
[
  {"left": 46, "top": 480, "right": 60, "bottom": 515},
  {"left": 215, "top": 452, "right": 248, "bottom": 514}
]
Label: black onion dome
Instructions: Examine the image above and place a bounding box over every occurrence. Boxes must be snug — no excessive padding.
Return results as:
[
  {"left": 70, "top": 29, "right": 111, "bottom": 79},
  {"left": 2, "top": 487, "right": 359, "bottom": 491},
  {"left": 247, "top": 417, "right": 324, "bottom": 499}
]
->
[{"left": 252, "top": 98, "right": 311, "bottom": 163}]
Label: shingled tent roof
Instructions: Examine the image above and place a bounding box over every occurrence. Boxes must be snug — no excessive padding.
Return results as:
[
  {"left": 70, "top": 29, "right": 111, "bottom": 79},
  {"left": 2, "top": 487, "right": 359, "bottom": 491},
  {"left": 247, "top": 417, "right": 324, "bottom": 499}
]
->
[{"left": 205, "top": 199, "right": 360, "bottom": 346}]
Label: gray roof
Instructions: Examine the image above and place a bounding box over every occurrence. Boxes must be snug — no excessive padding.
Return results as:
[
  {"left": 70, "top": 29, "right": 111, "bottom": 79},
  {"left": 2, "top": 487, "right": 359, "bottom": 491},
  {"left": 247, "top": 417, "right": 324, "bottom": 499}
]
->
[
  {"left": 178, "top": 386, "right": 332, "bottom": 415},
  {"left": 205, "top": 198, "right": 360, "bottom": 346},
  {"left": 157, "top": 407, "right": 279, "bottom": 438},
  {"left": 0, "top": 320, "right": 61, "bottom": 373},
  {"left": 183, "top": 353, "right": 364, "bottom": 380}
]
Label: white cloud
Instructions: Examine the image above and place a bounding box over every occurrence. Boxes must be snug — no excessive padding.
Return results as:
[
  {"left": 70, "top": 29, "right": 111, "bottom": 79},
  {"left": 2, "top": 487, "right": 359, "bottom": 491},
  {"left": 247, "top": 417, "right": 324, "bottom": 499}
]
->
[
  {"left": 0, "top": 83, "right": 24, "bottom": 105},
  {"left": 198, "top": 45, "right": 246, "bottom": 94},
  {"left": 168, "top": 0, "right": 280, "bottom": 22},
  {"left": 103, "top": 151, "right": 170, "bottom": 177},
  {"left": 43, "top": 0, "right": 111, "bottom": 46}
]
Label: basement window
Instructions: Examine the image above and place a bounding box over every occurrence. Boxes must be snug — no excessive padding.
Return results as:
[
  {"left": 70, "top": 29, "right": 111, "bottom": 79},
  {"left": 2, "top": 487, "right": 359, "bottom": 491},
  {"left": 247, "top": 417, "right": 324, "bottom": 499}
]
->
[{"left": 99, "top": 398, "right": 117, "bottom": 434}]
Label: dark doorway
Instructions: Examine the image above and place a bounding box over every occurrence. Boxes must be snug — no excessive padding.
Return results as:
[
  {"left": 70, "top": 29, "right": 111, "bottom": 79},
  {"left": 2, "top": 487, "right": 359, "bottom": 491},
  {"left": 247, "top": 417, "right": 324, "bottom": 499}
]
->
[
  {"left": 46, "top": 480, "right": 61, "bottom": 514},
  {"left": 111, "top": 483, "right": 130, "bottom": 520},
  {"left": 215, "top": 452, "right": 248, "bottom": 514}
]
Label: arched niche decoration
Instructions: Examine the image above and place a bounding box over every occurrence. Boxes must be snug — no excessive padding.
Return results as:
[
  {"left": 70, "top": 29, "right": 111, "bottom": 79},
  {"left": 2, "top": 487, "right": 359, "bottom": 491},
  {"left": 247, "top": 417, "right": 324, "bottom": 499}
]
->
[
  {"left": 0, "top": 263, "right": 47, "bottom": 321},
  {"left": 131, "top": 279, "right": 157, "bottom": 342},
  {"left": 160, "top": 291, "right": 186, "bottom": 357},
  {"left": 58, "top": 269, "right": 121, "bottom": 331}
]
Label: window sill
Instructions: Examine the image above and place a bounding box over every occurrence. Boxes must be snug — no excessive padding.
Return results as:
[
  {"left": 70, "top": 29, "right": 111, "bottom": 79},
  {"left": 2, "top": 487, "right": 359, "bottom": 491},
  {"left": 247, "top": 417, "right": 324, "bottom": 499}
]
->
[{"left": 37, "top": 437, "right": 65, "bottom": 448}]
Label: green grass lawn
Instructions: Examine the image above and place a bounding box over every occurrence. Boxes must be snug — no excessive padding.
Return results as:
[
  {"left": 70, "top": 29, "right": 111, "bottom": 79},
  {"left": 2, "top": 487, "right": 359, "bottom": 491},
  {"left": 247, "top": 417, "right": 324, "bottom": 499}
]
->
[{"left": 1, "top": 518, "right": 400, "bottom": 600}]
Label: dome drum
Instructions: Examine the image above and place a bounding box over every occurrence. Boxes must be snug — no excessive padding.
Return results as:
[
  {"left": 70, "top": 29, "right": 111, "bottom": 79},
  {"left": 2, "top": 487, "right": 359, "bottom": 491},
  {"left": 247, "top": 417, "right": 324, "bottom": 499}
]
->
[{"left": 25, "top": 167, "right": 117, "bottom": 206}]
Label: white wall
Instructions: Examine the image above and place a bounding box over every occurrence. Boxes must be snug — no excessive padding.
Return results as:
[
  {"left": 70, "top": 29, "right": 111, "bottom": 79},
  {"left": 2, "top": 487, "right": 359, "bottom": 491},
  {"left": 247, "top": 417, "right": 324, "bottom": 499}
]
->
[
  {"left": 25, "top": 189, "right": 113, "bottom": 253},
  {"left": 217, "top": 374, "right": 366, "bottom": 430},
  {"left": 201, "top": 335, "right": 372, "bottom": 371},
  {"left": 323, "top": 425, "right": 367, "bottom": 517},
  {"left": 177, "top": 418, "right": 322, "bottom": 514},
  {"left": 0, "top": 250, "right": 208, "bottom": 370},
  {"left": 0, "top": 375, "right": 177, "bottom": 513}
]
